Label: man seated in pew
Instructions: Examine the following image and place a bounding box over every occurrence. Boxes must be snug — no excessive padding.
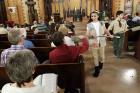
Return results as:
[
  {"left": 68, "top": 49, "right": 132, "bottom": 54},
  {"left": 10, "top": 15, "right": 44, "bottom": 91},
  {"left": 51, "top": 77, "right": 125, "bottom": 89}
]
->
[
  {"left": 132, "top": 12, "right": 140, "bottom": 22},
  {"left": 37, "top": 19, "right": 49, "bottom": 32},
  {"left": 49, "top": 31, "right": 89, "bottom": 64},
  {"left": 0, "top": 24, "right": 8, "bottom": 35},
  {"left": 0, "top": 28, "right": 33, "bottom": 66},
  {"left": 51, "top": 24, "right": 75, "bottom": 47},
  {"left": 1, "top": 50, "right": 58, "bottom": 93}
]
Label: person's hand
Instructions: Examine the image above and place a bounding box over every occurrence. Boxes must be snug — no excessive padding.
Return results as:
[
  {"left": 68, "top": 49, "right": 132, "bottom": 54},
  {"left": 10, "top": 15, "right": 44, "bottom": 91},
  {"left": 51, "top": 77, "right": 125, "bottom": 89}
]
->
[{"left": 110, "top": 35, "right": 114, "bottom": 38}]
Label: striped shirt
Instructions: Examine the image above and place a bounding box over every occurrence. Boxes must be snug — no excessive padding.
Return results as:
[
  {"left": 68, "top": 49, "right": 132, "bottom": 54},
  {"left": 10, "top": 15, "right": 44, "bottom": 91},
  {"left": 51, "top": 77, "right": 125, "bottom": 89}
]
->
[{"left": 0, "top": 45, "right": 26, "bottom": 66}]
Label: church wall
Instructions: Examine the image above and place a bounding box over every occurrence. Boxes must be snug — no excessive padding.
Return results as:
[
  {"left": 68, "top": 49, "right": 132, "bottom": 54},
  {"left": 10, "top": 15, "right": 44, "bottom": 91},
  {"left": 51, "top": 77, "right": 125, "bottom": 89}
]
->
[
  {"left": 4, "top": 0, "right": 45, "bottom": 25},
  {"left": 112, "top": 0, "right": 140, "bottom": 17},
  {"left": 4, "top": 0, "right": 140, "bottom": 25},
  {"left": 4, "top": 0, "right": 25, "bottom": 24},
  {"left": 51, "top": 0, "right": 99, "bottom": 17},
  {"left": 133, "top": 0, "right": 140, "bottom": 15},
  {"left": 112, "top": 0, "right": 125, "bottom": 17}
]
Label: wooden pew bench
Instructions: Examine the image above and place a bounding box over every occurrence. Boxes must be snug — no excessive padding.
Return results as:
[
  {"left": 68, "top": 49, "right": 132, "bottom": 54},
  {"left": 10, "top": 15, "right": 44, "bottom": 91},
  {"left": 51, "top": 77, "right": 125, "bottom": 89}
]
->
[
  {"left": 0, "top": 41, "right": 10, "bottom": 49},
  {"left": 29, "top": 47, "right": 55, "bottom": 63},
  {"left": 0, "top": 39, "right": 51, "bottom": 49},
  {"left": 27, "top": 31, "right": 49, "bottom": 35},
  {"left": 123, "top": 26, "right": 140, "bottom": 60},
  {"left": 30, "top": 39, "right": 51, "bottom": 47},
  {"left": 135, "top": 31, "right": 140, "bottom": 60},
  {"left": 0, "top": 34, "right": 8, "bottom": 41},
  {"left": 0, "top": 62, "right": 85, "bottom": 93},
  {"left": 27, "top": 34, "right": 47, "bottom": 39}
]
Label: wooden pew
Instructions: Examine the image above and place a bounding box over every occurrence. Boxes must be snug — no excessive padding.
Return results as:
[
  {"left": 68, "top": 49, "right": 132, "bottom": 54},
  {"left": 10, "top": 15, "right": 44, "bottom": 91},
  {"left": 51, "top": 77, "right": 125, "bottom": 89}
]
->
[
  {"left": 0, "top": 49, "right": 4, "bottom": 60},
  {"left": 123, "top": 27, "right": 140, "bottom": 52},
  {"left": 0, "top": 67, "right": 11, "bottom": 89},
  {"left": 0, "top": 39, "right": 51, "bottom": 49},
  {"left": 0, "top": 62, "right": 85, "bottom": 93},
  {"left": 0, "top": 34, "right": 8, "bottom": 41},
  {"left": 29, "top": 47, "right": 55, "bottom": 63},
  {"left": 27, "top": 31, "right": 34, "bottom": 35},
  {"left": 0, "top": 41, "right": 10, "bottom": 49},
  {"left": 34, "top": 62, "right": 85, "bottom": 93},
  {"left": 27, "top": 34, "right": 47, "bottom": 39},
  {"left": 27, "top": 31, "right": 49, "bottom": 35},
  {"left": 30, "top": 39, "right": 51, "bottom": 47},
  {"left": 135, "top": 32, "right": 140, "bottom": 60}
]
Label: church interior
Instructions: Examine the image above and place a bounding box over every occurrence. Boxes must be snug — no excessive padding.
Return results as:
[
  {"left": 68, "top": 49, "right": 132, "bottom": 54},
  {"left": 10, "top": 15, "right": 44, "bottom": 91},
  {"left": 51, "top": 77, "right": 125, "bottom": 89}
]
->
[{"left": 0, "top": 0, "right": 140, "bottom": 93}]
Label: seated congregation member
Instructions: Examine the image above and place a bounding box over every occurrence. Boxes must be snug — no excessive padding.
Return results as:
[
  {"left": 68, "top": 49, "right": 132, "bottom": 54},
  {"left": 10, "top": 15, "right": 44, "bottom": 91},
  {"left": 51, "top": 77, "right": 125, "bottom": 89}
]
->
[
  {"left": 51, "top": 24, "right": 75, "bottom": 47},
  {"left": 1, "top": 50, "right": 58, "bottom": 93},
  {"left": 37, "top": 19, "right": 48, "bottom": 32},
  {"left": 64, "top": 20, "right": 75, "bottom": 35},
  {"left": 0, "top": 29, "right": 31, "bottom": 66},
  {"left": 49, "top": 31, "right": 89, "bottom": 64},
  {"left": 20, "top": 28, "right": 35, "bottom": 48}
]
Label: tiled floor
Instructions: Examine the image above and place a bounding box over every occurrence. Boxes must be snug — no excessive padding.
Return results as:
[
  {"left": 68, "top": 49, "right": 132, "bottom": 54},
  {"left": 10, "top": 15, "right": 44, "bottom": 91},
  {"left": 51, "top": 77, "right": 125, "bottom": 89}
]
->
[{"left": 73, "top": 20, "right": 140, "bottom": 93}]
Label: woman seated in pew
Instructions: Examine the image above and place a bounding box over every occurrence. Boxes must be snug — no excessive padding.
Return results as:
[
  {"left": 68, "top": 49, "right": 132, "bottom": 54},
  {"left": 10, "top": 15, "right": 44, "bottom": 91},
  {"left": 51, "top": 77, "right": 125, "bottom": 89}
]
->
[
  {"left": 51, "top": 24, "right": 75, "bottom": 47},
  {"left": 49, "top": 31, "right": 89, "bottom": 64},
  {"left": 1, "top": 50, "right": 59, "bottom": 93},
  {"left": 20, "top": 28, "right": 35, "bottom": 48}
]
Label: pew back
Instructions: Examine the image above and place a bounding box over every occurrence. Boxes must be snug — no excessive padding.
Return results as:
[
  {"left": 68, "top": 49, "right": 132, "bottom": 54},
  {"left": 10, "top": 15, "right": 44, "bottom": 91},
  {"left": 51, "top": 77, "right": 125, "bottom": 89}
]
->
[
  {"left": 0, "top": 67, "right": 12, "bottom": 89},
  {"left": 34, "top": 63, "right": 85, "bottom": 93},
  {"left": 0, "top": 34, "right": 8, "bottom": 41},
  {"left": 0, "top": 41, "right": 10, "bottom": 49},
  {"left": 0, "top": 63, "right": 85, "bottom": 93},
  {"left": 30, "top": 39, "right": 51, "bottom": 47},
  {"left": 29, "top": 47, "right": 55, "bottom": 63}
]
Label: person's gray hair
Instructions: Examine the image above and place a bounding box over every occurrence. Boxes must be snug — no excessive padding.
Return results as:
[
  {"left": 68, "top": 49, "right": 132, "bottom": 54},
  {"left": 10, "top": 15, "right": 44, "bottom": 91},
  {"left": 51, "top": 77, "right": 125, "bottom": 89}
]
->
[
  {"left": 5, "top": 50, "right": 38, "bottom": 87},
  {"left": 8, "top": 29, "right": 21, "bottom": 45}
]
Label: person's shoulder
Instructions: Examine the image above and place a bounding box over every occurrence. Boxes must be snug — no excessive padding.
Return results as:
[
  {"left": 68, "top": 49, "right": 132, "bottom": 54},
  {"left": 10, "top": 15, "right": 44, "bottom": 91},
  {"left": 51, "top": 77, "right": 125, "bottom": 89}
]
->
[
  {"left": 1, "top": 48, "right": 10, "bottom": 54},
  {"left": 49, "top": 48, "right": 57, "bottom": 55},
  {"left": 25, "top": 40, "right": 33, "bottom": 43},
  {"left": 1, "top": 83, "right": 11, "bottom": 91},
  {"left": 99, "top": 21, "right": 105, "bottom": 25},
  {"left": 2, "top": 83, "right": 11, "bottom": 87}
]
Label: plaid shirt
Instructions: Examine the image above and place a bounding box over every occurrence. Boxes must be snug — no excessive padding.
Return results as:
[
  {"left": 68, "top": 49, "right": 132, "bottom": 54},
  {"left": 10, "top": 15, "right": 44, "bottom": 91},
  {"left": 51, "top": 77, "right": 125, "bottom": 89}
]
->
[{"left": 0, "top": 45, "right": 26, "bottom": 66}]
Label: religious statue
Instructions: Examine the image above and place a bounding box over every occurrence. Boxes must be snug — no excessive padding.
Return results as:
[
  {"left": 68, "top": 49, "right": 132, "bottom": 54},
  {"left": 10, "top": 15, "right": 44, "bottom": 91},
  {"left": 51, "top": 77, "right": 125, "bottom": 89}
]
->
[{"left": 26, "top": 0, "right": 38, "bottom": 24}]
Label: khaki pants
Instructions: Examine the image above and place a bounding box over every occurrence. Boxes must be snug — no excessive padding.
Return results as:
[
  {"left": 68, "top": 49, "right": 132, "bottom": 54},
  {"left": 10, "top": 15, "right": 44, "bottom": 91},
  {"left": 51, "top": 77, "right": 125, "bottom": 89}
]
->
[{"left": 91, "top": 47, "right": 105, "bottom": 66}]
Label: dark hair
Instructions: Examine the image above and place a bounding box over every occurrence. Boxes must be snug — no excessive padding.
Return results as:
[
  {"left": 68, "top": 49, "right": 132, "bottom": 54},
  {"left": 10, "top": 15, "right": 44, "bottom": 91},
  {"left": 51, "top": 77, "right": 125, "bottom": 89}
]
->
[
  {"left": 88, "top": 11, "right": 99, "bottom": 23},
  {"left": 116, "top": 10, "right": 124, "bottom": 16},
  {"left": 136, "top": 12, "right": 139, "bottom": 16},
  {"left": 52, "top": 31, "right": 64, "bottom": 46},
  {"left": 5, "top": 50, "right": 38, "bottom": 87}
]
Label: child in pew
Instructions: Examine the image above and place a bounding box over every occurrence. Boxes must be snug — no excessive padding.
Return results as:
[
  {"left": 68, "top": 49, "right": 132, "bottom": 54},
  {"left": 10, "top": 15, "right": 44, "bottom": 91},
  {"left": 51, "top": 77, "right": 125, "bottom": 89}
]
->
[
  {"left": 1, "top": 50, "right": 59, "bottom": 93},
  {"left": 20, "top": 28, "right": 35, "bottom": 48}
]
